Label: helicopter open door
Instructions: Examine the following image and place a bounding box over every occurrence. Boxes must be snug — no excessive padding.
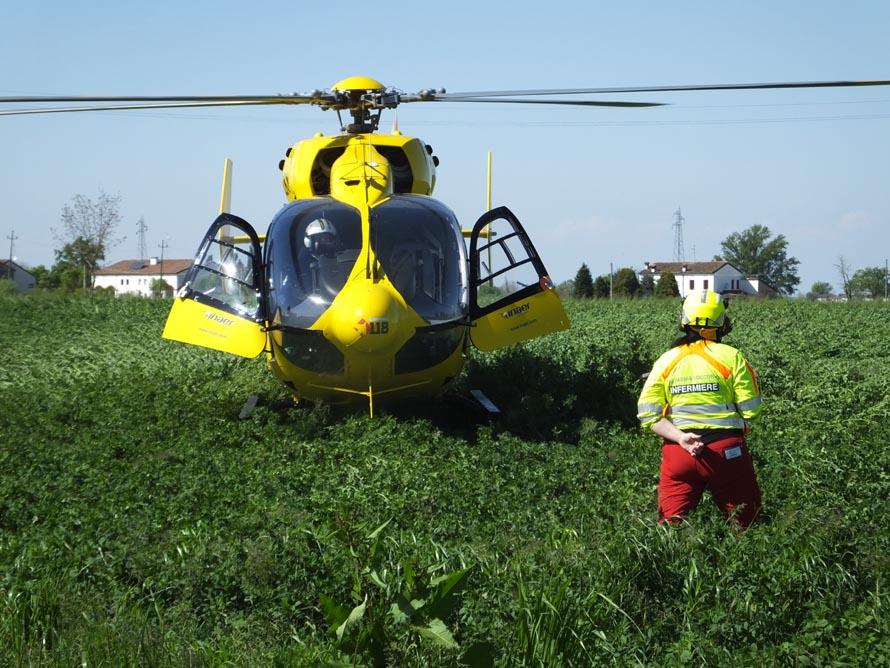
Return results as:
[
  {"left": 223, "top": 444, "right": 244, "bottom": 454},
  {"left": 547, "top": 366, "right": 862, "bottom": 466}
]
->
[
  {"left": 468, "top": 206, "right": 569, "bottom": 352},
  {"left": 162, "top": 214, "right": 267, "bottom": 358}
]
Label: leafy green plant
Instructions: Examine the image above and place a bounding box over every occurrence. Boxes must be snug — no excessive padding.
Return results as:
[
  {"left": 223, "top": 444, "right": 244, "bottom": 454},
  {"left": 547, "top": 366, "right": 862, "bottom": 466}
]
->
[{"left": 318, "top": 518, "right": 478, "bottom": 666}]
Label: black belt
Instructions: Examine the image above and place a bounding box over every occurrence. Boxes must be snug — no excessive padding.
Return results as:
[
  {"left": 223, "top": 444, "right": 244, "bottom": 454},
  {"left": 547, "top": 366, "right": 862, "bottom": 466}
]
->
[{"left": 682, "top": 429, "right": 744, "bottom": 445}]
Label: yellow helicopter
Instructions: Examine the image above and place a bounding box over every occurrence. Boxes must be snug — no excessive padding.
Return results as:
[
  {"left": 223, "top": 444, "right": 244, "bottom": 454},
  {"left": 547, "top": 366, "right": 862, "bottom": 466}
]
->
[
  {"left": 3, "top": 75, "right": 889, "bottom": 414},
  {"left": 163, "top": 83, "right": 574, "bottom": 414},
  {"left": 166, "top": 78, "right": 582, "bottom": 415}
]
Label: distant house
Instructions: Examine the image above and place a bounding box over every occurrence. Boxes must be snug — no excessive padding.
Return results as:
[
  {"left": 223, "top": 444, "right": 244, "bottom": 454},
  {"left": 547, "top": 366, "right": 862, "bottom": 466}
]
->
[
  {"left": 93, "top": 257, "right": 193, "bottom": 297},
  {"left": 639, "top": 261, "right": 779, "bottom": 298},
  {"left": 0, "top": 260, "right": 37, "bottom": 294}
]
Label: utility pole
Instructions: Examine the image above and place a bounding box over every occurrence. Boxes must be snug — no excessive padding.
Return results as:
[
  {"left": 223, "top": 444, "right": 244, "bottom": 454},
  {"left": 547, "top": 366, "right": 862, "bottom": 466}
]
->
[
  {"left": 5, "top": 230, "right": 16, "bottom": 279},
  {"left": 609, "top": 262, "right": 613, "bottom": 300},
  {"left": 885, "top": 258, "right": 888, "bottom": 300},
  {"left": 158, "top": 239, "right": 168, "bottom": 296},
  {"left": 137, "top": 217, "right": 148, "bottom": 260}
]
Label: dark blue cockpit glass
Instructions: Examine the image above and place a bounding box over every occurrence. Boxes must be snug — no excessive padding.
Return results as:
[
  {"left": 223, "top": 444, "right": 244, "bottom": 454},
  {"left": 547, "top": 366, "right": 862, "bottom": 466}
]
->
[
  {"left": 370, "top": 196, "right": 468, "bottom": 323},
  {"left": 265, "top": 200, "right": 362, "bottom": 329}
]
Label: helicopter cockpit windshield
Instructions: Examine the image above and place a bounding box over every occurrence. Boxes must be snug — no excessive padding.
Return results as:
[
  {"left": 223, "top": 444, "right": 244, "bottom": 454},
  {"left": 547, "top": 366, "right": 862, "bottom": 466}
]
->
[
  {"left": 371, "top": 196, "right": 468, "bottom": 323},
  {"left": 266, "top": 200, "right": 362, "bottom": 328}
]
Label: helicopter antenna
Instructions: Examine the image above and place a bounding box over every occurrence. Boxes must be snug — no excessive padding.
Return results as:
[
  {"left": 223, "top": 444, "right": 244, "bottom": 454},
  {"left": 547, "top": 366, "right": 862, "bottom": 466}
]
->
[
  {"left": 219, "top": 158, "right": 233, "bottom": 214},
  {"left": 486, "top": 152, "right": 493, "bottom": 285}
]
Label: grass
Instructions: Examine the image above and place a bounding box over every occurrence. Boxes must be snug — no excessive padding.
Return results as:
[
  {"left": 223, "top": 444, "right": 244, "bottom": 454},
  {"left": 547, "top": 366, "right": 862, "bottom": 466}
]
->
[{"left": 0, "top": 294, "right": 888, "bottom": 665}]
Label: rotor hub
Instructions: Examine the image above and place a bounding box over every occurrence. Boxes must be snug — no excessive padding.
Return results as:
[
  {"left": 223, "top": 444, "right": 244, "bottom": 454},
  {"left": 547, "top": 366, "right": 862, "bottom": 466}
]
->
[{"left": 328, "top": 77, "right": 398, "bottom": 133}]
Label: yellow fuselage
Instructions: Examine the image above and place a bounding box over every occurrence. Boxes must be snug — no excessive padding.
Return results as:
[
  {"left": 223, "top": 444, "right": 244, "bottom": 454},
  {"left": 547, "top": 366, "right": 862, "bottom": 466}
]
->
[{"left": 267, "top": 131, "right": 464, "bottom": 407}]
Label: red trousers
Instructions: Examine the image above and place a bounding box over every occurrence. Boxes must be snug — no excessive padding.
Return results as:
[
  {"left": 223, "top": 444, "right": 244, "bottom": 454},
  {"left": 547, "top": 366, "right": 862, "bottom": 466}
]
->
[{"left": 658, "top": 436, "right": 762, "bottom": 527}]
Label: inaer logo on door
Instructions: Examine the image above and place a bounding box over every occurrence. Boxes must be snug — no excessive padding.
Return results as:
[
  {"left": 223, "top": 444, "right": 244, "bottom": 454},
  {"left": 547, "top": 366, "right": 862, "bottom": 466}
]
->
[
  {"left": 501, "top": 303, "right": 530, "bottom": 319},
  {"left": 204, "top": 311, "right": 234, "bottom": 327}
]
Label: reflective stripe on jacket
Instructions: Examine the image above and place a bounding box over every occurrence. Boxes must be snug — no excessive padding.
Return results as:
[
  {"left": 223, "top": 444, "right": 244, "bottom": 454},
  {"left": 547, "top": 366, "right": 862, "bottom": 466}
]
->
[{"left": 637, "top": 340, "right": 762, "bottom": 431}]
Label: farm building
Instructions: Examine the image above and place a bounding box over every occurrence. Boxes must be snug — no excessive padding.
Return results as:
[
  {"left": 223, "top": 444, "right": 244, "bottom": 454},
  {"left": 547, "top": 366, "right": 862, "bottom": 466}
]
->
[
  {"left": 93, "top": 257, "right": 192, "bottom": 297},
  {"left": 640, "top": 261, "right": 779, "bottom": 298},
  {"left": 0, "top": 259, "right": 37, "bottom": 294}
]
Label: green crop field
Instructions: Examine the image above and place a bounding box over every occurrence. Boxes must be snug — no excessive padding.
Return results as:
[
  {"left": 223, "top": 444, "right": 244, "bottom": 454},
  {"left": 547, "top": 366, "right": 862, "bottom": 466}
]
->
[{"left": 1, "top": 294, "right": 887, "bottom": 666}]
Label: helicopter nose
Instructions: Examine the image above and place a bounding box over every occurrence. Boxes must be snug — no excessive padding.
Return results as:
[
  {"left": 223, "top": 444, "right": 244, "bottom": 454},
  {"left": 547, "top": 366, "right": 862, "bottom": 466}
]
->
[{"left": 325, "top": 281, "right": 401, "bottom": 353}]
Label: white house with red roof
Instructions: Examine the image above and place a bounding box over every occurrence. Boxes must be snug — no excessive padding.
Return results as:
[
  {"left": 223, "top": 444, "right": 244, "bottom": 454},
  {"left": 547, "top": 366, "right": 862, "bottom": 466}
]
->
[
  {"left": 93, "top": 257, "right": 193, "bottom": 297},
  {"left": 639, "top": 261, "right": 779, "bottom": 297}
]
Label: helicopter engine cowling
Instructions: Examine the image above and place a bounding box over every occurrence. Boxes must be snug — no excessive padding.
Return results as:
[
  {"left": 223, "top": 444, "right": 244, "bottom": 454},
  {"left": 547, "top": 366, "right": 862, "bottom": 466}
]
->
[
  {"left": 324, "top": 280, "right": 403, "bottom": 354},
  {"left": 280, "top": 133, "right": 436, "bottom": 200}
]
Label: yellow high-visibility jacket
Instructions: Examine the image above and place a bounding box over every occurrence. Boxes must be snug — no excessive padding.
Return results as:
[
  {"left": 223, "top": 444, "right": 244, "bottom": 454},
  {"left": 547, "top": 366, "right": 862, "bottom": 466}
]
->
[{"left": 637, "top": 339, "right": 762, "bottom": 432}]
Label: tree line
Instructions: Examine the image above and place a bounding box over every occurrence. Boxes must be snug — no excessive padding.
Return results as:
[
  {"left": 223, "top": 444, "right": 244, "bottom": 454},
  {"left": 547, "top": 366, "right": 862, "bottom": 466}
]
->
[
  {"left": 567, "top": 224, "right": 887, "bottom": 301},
  {"left": 812, "top": 256, "right": 889, "bottom": 300},
  {"left": 567, "top": 224, "right": 799, "bottom": 300},
  {"left": 569, "top": 263, "right": 681, "bottom": 299}
]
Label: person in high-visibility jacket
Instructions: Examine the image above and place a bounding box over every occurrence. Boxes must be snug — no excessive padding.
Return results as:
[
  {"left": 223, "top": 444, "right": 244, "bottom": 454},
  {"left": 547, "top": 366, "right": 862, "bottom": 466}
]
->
[{"left": 638, "top": 290, "right": 763, "bottom": 527}]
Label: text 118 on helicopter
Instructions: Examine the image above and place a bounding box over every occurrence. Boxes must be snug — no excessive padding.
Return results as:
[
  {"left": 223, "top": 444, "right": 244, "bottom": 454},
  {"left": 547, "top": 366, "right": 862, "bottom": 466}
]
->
[{"left": 4, "top": 75, "right": 889, "bottom": 414}]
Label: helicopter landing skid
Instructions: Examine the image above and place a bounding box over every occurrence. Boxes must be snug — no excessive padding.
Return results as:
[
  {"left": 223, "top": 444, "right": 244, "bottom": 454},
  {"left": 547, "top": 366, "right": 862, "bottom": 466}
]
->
[
  {"left": 237, "top": 394, "right": 302, "bottom": 419},
  {"left": 238, "top": 395, "right": 260, "bottom": 420},
  {"left": 469, "top": 389, "right": 501, "bottom": 417},
  {"left": 444, "top": 389, "right": 501, "bottom": 420}
]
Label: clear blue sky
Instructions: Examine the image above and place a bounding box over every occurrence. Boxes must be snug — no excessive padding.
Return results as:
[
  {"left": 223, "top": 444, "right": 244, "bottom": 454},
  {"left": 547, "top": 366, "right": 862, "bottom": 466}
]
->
[{"left": 3, "top": 1, "right": 889, "bottom": 294}]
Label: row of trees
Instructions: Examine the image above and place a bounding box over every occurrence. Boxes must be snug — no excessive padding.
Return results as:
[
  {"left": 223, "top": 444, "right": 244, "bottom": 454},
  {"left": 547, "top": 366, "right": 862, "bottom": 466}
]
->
[
  {"left": 571, "top": 263, "right": 680, "bottom": 299},
  {"left": 570, "top": 224, "right": 806, "bottom": 300}
]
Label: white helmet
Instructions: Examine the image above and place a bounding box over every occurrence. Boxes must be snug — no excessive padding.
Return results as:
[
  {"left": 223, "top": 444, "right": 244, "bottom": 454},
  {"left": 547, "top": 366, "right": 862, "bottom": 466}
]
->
[{"left": 304, "top": 217, "right": 337, "bottom": 249}]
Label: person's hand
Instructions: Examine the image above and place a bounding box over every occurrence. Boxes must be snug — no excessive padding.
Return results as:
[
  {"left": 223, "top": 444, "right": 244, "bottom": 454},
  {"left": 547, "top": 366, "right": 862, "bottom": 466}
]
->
[{"left": 678, "top": 431, "right": 705, "bottom": 457}]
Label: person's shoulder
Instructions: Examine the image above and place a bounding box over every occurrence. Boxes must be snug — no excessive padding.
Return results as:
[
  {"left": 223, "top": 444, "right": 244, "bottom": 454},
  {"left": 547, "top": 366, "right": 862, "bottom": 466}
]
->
[
  {"left": 651, "top": 346, "right": 682, "bottom": 369},
  {"left": 710, "top": 341, "right": 750, "bottom": 365}
]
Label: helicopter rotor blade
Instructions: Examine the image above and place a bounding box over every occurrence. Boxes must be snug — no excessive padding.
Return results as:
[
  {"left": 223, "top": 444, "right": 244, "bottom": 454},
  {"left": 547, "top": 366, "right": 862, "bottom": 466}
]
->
[
  {"left": 0, "top": 92, "right": 343, "bottom": 117},
  {"left": 0, "top": 94, "right": 329, "bottom": 104},
  {"left": 0, "top": 95, "right": 665, "bottom": 116},
  {"left": 434, "top": 79, "right": 890, "bottom": 99},
  {"left": 417, "top": 98, "right": 665, "bottom": 107},
  {"left": 0, "top": 99, "right": 311, "bottom": 116}
]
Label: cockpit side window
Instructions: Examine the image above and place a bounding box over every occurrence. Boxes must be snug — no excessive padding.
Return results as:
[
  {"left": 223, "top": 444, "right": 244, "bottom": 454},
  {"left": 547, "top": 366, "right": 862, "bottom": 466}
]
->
[
  {"left": 371, "top": 197, "right": 467, "bottom": 323},
  {"left": 266, "top": 200, "right": 362, "bottom": 328}
]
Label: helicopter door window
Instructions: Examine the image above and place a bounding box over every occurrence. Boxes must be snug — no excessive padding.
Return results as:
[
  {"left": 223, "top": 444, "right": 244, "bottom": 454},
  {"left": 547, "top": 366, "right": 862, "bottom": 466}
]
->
[
  {"left": 191, "top": 239, "right": 258, "bottom": 315},
  {"left": 185, "top": 217, "right": 263, "bottom": 318},
  {"left": 474, "top": 217, "right": 540, "bottom": 310}
]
